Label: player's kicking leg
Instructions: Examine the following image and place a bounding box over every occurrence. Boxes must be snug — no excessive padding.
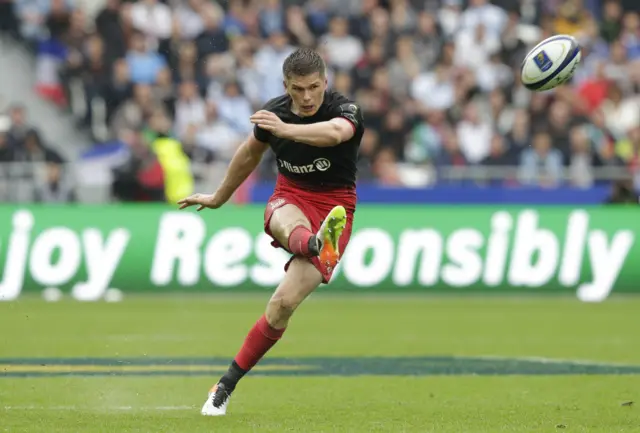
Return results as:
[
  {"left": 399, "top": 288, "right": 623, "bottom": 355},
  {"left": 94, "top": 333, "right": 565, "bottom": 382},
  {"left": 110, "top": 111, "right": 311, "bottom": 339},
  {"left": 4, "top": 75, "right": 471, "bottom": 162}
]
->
[{"left": 200, "top": 204, "right": 346, "bottom": 416}]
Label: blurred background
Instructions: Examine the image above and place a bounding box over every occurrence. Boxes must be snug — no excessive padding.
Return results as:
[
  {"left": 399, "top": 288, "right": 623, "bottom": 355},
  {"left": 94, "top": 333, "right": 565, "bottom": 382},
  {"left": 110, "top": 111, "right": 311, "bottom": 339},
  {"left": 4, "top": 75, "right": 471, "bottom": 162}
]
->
[{"left": 0, "top": 0, "right": 637, "bottom": 206}]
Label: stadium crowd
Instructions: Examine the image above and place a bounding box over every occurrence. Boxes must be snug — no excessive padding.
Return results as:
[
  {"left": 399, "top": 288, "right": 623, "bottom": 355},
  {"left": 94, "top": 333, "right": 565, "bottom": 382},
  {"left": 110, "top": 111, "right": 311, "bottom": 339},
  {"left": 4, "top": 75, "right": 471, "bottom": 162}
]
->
[{"left": 0, "top": 0, "right": 638, "bottom": 202}]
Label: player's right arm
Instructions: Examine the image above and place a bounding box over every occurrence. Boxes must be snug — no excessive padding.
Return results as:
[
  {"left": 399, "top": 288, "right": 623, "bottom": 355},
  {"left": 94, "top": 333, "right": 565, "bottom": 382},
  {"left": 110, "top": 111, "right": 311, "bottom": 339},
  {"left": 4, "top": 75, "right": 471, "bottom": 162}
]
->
[{"left": 178, "top": 132, "right": 268, "bottom": 211}]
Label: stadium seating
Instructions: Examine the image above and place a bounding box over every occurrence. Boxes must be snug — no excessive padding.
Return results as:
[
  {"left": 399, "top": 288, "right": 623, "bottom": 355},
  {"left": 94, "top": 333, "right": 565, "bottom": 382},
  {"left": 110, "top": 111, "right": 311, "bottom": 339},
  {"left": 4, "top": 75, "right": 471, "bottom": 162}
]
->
[{"left": 0, "top": 0, "right": 638, "bottom": 203}]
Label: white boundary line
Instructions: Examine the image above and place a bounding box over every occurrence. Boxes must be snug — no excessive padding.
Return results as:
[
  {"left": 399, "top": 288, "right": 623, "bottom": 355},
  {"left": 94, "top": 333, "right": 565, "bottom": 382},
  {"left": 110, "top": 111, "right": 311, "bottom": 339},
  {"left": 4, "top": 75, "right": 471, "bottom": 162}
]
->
[
  {"left": 474, "top": 355, "right": 638, "bottom": 368},
  {"left": 3, "top": 405, "right": 196, "bottom": 411}
]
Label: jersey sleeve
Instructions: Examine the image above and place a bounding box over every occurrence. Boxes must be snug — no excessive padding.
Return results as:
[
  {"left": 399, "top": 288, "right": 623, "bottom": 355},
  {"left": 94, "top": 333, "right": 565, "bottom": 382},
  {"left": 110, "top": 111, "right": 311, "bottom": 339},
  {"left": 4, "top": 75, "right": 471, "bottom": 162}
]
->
[
  {"left": 253, "top": 124, "right": 271, "bottom": 143},
  {"left": 253, "top": 98, "right": 280, "bottom": 143},
  {"left": 331, "top": 100, "right": 364, "bottom": 133}
]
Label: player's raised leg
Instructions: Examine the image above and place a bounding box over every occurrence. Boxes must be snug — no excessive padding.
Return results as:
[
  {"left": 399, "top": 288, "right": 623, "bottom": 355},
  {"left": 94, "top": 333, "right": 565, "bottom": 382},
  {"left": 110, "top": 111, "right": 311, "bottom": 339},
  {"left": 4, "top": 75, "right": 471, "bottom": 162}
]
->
[
  {"left": 269, "top": 204, "right": 320, "bottom": 258},
  {"left": 269, "top": 202, "right": 347, "bottom": 272}
]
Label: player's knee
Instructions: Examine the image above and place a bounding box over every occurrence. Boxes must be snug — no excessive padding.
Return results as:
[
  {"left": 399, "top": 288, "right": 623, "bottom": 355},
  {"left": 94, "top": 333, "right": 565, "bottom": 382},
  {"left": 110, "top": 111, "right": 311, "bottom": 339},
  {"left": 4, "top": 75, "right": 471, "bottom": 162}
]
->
[
  {"left": 267, "top": 293, "right": 300, "bottom": 321},
  {"left": 280, "top": 219, "right": 309, "bottom": 239}
]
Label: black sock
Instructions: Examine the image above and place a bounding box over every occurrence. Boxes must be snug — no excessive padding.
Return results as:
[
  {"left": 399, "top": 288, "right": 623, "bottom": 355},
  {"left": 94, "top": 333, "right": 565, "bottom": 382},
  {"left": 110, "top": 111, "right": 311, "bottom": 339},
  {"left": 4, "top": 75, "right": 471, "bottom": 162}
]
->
[
  {"left": 219, "top": 360, "right": 247, "bottom": 391},
  {"left": 308, "top": 235, "right": 320, "bottom": 256}
]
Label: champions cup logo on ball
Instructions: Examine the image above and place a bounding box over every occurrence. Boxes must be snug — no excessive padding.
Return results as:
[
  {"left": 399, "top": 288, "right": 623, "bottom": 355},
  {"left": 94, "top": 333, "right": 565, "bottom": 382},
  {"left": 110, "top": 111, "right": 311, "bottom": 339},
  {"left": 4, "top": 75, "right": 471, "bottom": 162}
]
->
[{"left": 534, "top": 51, "right": 553, "bottom": 72}]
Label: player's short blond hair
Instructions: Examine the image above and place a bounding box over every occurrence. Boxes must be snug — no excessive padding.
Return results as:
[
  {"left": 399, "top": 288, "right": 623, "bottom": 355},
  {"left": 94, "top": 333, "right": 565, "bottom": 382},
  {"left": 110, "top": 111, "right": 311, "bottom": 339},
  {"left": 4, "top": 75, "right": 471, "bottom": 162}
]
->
[{"left": 282, "top": 48, "right": 326, "bottom": 80}]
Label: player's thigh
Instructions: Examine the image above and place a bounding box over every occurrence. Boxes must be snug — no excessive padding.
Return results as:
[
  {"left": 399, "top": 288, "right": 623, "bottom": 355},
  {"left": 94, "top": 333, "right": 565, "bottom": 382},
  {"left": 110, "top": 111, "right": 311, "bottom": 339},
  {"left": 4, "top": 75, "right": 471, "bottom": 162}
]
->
[
  {"left": 269, "top": 203, "right": 311, "bottom": 247},
  {"left": 269, "top": 256, "right": 323, "bottom": 309}
]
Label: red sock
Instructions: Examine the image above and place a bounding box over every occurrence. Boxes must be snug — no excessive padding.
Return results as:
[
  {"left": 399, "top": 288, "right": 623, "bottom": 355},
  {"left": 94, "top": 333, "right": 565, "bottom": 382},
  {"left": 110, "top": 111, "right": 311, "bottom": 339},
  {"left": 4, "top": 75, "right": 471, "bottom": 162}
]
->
[
  {"left": 234, "top": 315, "right": 286, "bottom": 371},
  {"left": 288, "top": 225, "right": 314, "bottom": 256}
]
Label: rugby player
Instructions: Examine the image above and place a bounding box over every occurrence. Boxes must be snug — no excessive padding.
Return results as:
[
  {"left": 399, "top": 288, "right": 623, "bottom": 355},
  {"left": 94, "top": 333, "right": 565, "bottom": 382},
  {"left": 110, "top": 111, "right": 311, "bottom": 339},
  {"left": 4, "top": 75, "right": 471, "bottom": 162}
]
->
[{"left": 178, "top": 47, "right": 364, "bottom": 416}]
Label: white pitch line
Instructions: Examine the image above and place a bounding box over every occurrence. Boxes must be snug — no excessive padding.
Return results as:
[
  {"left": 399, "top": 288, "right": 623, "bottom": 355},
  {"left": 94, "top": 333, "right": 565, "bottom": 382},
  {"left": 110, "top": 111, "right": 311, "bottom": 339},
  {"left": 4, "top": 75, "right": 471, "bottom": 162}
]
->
[
  {"left": 3, "top": 405, "right": 195, "bottom": 411},
  {"left": 475, "top": 355, "right": 637, "bottom": 367}
]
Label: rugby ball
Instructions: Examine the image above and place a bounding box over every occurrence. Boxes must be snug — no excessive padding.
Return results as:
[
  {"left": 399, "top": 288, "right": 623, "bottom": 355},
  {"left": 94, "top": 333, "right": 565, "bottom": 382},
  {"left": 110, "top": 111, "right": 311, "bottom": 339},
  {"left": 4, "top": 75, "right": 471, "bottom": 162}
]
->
[{"left": 520, "top": 35, "right": 582, "bottom": 92}]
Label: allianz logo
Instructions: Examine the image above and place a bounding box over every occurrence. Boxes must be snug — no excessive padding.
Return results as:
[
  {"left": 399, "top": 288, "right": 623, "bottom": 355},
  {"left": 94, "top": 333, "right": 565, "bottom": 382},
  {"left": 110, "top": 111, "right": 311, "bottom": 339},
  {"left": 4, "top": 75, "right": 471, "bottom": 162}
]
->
[{"left": 278, "top": 158, "right": 331, "bottom": 174}]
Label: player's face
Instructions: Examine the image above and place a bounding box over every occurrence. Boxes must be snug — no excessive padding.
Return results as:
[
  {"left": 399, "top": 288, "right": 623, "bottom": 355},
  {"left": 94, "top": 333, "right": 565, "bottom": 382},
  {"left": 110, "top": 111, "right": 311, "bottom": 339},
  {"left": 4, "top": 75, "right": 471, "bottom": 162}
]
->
[{"left": 284, "top": 73, "right": 327, "bottom": 117}]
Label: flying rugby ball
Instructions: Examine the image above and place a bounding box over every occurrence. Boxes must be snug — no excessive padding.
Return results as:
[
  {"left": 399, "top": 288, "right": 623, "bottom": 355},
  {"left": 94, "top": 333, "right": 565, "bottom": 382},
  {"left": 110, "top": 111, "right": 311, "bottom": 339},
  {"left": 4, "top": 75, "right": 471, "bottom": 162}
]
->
[{"left": 520, "top": 35, "right": 582, "bottom": 92}]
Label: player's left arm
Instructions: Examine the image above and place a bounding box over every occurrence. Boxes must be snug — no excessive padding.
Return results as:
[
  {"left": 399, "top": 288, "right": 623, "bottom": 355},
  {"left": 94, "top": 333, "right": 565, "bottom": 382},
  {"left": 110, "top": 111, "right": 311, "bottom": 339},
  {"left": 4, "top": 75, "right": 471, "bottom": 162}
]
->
[{"left": 250, "top": 103, "right": 362, "bottom": 148}]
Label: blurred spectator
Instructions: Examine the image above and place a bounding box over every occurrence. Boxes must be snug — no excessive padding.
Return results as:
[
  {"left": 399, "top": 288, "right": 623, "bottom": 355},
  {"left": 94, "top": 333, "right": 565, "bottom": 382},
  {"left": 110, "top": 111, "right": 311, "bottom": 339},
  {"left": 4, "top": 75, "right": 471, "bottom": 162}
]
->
[
  {"left": 406, "top": 110, "right": 447, "bottom": 164},
  {"left": 46, "top": 0, "right": 71, "bottom": 42},
  {"left": 0, "top": 130, "right": 14, "bottom": 163},
  {"left": 600, "top": 0, "right": 623, "bottom": 43},
  {"left": 111, "top": 128, "right": 164, "bottom": 202},
  {"left": 597, "top": 139, "right": 625, "bottom": 168},
  {"left": 357, "top": 129, "right": 379, "bottom": 183},
  {"left": 321, "top": 16, "right": 364, "bottom": 71},
  {"left": 372, "top": 147, "right": 403, "bottom": 186},
  {"left": 233, "top": 39, "right": 262, "bottom": 106},
  {"left": 96, "top": 0, "right": 127, "bottom": 64},
  {"left": 481, "top": 134, "right": 514, "bottom": 167},
  {"left": 153, "top": 67, "right": 176, "bottom": 119},
  {"left": 14, "top": 130, "right": 63, "bottom": 164},
  {"left": 616, "top": 125, "right": 640, "bottom": 167},
  {"left": 147, "top": 109, "right": 194, "bottom": 203},
  {"left": 454, "top": 23, "right": 501, "bottom": 71},
  {"left": 620, "top": 10, "right": 640, "bottom": 60},
  {"left": 171, "top": 41, "right": 206, "bottom": 88},
  {"left": 105, "top": 59, "right": 134, "bottom": 123},
  {"left": 600, "top": 82, "right": 640, "bottom": 140},
  {"left": 216, "top": 81, "right": 253, "bottom": 135},
  {"left": 459, "top": 0, "right": 508, "bottom": 36},
  {"left": 174, "top": 80, "right": 206, "bottom": 141},
  {"left": 34, "top": 162, "right": 75, "bottom": 203},
  {"left": 6, "top": 104, "right": 33, "bottom": 148},
  {"left": 174, "top": 0, "right": 206, "bottom": 41},
  {"left": 0, "top": 0, "right": 19, "bottom": 42},
  {"left": 505, "top": 109, "right": 532, "bottom": 158},
  {"left": 435, "top": 128, "right": 467, "bottom": 168},
  {"left": 567, "top": 125, "right": 599, "bottom": 188},
  {"left": 125, "top": 31, "right": 167, "bottom": 85},
  {"left": 130, "top": 0, "right": 172, "bottom": 49},
  {"left": 194, "top": 3, "right": 228, "bottom": 60},
  {"left": 110, "top": 83, "right": 156, "bottom": 136},
  {"left": 546, "top": 100, "right": 575, "bottom": 158},
  {"left": 260, "top": 0, "right": 284, "bottom": 37},
  {"left": 195, "top": 102, "right": 242, "bottom": 161},
  {"left": 457, "top": 102, "right": 492, "bottom": 164},
  {"left": 286, "top": 5, "right": 315, "bottom": 47},
  {"left": 255, "top": 32, "right": 295, "bottom": 103},
  {"left": 519, "top": 132, "right": 564, "bottom": 187},
  {"left": 606, "top": 179, "right": 639, "bottom": 204},
  {"left": 411, "top": 64, "right": 455, "bottom": 111},
  {"left": 387, "top": 35, "right": 423, "bottom": 99}
]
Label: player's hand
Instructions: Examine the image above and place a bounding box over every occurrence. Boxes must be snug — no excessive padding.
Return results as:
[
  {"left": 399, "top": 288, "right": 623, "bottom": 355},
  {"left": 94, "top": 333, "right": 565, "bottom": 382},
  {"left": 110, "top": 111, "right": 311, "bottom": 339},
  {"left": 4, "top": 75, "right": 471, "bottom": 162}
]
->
[
  {"left": 250, "top": 110, "right": 289, "bottom": 138},
  {"left": 177, "top": 193, "right": 223, "bottom": 211}
]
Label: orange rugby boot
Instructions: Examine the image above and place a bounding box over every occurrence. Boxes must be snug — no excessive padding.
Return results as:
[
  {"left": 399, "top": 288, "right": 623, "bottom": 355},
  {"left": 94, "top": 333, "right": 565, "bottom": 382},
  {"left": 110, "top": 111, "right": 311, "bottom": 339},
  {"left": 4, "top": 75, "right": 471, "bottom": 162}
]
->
[{"left": 316, "top": 205, "right": 347, "bottom": 270}]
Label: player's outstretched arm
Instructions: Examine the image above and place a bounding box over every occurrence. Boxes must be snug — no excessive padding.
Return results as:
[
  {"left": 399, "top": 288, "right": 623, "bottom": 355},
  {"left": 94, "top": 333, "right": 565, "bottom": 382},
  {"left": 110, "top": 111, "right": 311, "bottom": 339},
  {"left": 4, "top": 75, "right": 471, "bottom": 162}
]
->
[
  {"left": 250, "top": 110, "right": 356, "bottom": 148},
  {"left": 178, "top": 132, "right": 268, "bottom": 211}
]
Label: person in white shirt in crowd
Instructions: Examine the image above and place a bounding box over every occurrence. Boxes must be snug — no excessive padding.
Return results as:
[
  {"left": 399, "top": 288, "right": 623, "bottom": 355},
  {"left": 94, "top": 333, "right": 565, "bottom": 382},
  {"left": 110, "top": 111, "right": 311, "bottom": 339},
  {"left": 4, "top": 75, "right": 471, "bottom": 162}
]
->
[
  {"left": 320, "top": 16, "right": 364, "bottom": 70},
  {"left": 174, "top": 80, "right": 206, "bottom": 142},
  {"left": 254, "top": 31, "right": 294, "bottom": 103}
]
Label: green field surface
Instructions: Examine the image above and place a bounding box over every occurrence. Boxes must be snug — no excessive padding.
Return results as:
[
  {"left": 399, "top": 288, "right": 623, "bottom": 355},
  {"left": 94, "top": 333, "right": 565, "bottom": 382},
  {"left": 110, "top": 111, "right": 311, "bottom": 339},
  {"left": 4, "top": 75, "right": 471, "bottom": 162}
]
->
[{"left": 1, "top": 294, "right": 640, "bottom": 432}]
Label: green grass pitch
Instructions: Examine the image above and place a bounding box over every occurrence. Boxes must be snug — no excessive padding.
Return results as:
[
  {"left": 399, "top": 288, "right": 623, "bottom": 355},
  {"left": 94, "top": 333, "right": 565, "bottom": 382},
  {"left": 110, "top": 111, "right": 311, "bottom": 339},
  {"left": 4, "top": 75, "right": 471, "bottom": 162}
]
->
[{"left": 1, "top": 294, "right": 640, "bottom": 432}]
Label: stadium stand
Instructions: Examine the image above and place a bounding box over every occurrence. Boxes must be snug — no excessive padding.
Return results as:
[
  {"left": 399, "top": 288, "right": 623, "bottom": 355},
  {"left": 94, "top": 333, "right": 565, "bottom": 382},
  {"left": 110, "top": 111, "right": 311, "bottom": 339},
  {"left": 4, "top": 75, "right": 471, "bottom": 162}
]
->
[{"left": 0, "top": 0, "right": 638, "bottom": 203}]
